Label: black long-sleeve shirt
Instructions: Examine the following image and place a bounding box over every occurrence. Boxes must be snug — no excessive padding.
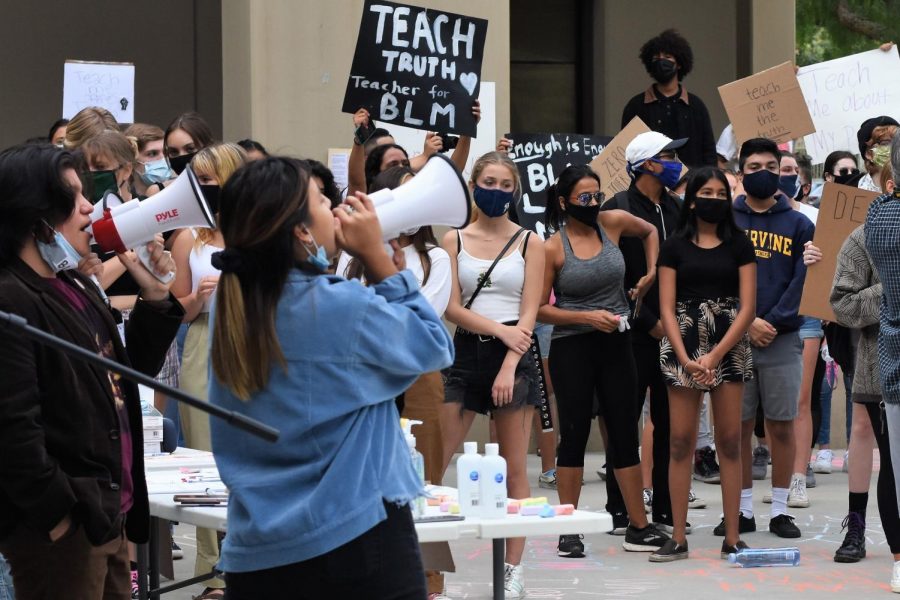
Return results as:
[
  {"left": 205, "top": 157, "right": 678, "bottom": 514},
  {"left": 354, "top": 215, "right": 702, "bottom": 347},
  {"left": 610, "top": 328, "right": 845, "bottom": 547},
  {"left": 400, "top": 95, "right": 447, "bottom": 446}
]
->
[{"left": 622, "top": 84, "right": 717, "bottom": 169}]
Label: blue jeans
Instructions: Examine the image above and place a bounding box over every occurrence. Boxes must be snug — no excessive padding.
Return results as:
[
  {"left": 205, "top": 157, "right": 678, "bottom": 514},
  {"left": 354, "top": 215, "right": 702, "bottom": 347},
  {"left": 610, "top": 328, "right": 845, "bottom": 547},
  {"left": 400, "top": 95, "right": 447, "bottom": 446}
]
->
[
  {"left": 817, "top": 372, "right": 853, "bottom": 445},
  {"left": 0, "top": 553, "right": 15, "bottom": 600}
]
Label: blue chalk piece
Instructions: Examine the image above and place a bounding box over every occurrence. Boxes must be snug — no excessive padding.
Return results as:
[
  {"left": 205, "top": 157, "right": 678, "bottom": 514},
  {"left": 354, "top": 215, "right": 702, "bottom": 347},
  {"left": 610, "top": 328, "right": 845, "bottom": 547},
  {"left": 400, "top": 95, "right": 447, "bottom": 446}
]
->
[{"left": 539, "top": 504, "right": 555, "bottom": 518}]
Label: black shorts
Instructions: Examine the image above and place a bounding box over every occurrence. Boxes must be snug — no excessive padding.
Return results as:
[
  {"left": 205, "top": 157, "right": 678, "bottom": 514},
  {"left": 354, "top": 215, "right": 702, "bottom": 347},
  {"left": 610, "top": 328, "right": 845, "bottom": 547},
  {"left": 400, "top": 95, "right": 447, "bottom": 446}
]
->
[{"left": 442, "top": 328, "right": 542, "bottom": 415}]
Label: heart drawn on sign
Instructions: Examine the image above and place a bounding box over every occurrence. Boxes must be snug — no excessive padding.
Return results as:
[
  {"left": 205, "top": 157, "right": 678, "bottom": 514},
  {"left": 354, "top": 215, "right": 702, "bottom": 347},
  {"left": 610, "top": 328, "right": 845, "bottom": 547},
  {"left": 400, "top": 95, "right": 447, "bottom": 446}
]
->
[{"left": 459, "top": 72, "right": 478, "bottom": 96}]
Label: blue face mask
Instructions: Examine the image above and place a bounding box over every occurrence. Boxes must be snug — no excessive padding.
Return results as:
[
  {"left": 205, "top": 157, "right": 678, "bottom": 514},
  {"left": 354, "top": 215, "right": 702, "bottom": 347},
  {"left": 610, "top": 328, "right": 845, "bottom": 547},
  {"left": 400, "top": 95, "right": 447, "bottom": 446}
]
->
[
  {"left": 140, "top": 158, "right": 173, "bottom": 185},
  {"left": 36, "top": 227, "right": 82, "bottom": 273},
  {"left": 651, "top": 159, "right": 683, "bottom": 190},
  {"left": 778, "top": 174, "right": 801, "bottom": 199},
  {"left": 473, "top": 185, "right": 513, "bottom": 217},
  {"left": 302, "top": 232, "right": 330, "bottom": 272}
]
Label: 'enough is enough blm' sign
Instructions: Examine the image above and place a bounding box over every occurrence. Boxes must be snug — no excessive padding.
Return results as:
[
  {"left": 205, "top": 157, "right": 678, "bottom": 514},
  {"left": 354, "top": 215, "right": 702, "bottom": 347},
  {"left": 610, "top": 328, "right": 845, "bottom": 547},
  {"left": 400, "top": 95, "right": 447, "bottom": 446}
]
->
[{"left": 342, "top": 0, "right": 488, "bottom": 137}]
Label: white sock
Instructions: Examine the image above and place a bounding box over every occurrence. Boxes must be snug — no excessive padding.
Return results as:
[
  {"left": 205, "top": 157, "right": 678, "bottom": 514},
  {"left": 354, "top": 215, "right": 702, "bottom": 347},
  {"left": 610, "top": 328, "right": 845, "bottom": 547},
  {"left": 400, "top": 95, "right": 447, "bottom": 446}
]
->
[
  {"left": 772, "top": 487, "right": 789, "bottom": 517},
  {"left": 740, "top": 488, "right": 753, "bottom": 518}
]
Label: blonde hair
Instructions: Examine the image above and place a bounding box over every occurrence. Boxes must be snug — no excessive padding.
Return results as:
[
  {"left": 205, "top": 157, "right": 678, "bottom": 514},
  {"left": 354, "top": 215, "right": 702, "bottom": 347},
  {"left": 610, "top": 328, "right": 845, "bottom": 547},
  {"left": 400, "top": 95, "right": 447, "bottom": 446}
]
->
[
  {"left": 64, "top": 107, "right": 119, "bottom": 150},
  {"left": 468, "top": 151, "right": 521, "bottom": 222},
  {"left": 191, "top": 143, "right": 248, "bottom": 247},
  {"left": 81, "top": 130, "right": 139, "bottom": 170},
  {"left": 124, "top": 123, "right": 164, "bottom": 152}
]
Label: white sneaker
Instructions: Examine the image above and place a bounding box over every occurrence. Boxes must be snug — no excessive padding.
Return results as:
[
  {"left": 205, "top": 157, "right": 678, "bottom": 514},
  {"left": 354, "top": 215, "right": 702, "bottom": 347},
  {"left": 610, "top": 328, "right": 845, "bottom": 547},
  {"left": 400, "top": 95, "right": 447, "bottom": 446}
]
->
[
  {"left": 814, "top": 449, "right": 833, "bottom": 474},
  {"left": 842, "top": 450, "right": 850, "bottom": 473},
  {"left": 504, "top": 563, "right": 525, "bottom": 599},
  {"left": 892, "top": 560, "right": 900, "bottom": 593},
  {"left": 688, "top": 488, "right": 707, "bottom": 509},
  {"left": 788, "top": 475, "right": 810, "bottom": 508},
  {"left": 763, "top": 491, "right": 772, "bottom": 504},
  {"left": 643, "top": 488, "right": 653, "bottom": 513}
]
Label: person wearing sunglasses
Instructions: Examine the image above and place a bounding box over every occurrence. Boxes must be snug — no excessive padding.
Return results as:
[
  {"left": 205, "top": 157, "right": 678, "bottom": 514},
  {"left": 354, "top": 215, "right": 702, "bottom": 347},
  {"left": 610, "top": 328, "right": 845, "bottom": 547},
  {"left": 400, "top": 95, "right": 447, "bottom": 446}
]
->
[
  {"left": 598, "top": 131, "right": 689, "bottom": 537},
  {"left": 539, "top": 164, "right": 665, "bottom": 559}
]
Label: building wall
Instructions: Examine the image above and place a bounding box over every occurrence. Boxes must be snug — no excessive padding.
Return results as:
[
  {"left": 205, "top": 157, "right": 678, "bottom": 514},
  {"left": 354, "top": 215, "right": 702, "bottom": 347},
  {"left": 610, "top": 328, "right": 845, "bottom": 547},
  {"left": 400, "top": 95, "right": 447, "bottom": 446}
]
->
[
  {"left": 0, "top": 0, "right": 222, "bottom": 149},
  {"left": 222, "top": 0, "right": 510, "bottom": 162}
]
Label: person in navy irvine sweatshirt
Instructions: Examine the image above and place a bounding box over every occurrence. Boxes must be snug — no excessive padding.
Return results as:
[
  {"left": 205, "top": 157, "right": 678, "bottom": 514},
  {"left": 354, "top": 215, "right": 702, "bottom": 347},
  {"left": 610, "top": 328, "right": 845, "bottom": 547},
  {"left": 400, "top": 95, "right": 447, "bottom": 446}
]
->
[{"left": 730, "top": 138, "right": 815, "bottom": 540}]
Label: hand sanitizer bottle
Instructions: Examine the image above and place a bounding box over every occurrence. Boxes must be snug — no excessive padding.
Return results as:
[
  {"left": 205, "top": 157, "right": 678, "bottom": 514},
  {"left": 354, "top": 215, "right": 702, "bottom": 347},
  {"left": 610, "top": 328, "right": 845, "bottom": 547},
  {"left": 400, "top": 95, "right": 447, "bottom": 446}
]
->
[
  {"left": 456, "top": 442, "right": 482, "bottom": 516},
  {"left": 480, "top": 443, "right": 507, "bottom": 519}
]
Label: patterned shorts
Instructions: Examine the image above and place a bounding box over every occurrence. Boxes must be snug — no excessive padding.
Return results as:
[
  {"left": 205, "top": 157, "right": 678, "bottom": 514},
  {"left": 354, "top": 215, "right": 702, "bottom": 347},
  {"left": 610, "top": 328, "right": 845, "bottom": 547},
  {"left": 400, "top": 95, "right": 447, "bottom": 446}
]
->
[{"left": 659, "top": 297, "right": 754, "bottom": 390}]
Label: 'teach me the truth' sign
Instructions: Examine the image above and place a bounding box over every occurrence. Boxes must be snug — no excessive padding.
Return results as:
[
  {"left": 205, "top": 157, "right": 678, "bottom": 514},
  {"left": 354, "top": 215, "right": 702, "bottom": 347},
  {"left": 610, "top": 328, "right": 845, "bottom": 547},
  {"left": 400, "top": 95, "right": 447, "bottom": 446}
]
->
[{"left": 342, "top": 0, "right": 488, "bottom": 137}]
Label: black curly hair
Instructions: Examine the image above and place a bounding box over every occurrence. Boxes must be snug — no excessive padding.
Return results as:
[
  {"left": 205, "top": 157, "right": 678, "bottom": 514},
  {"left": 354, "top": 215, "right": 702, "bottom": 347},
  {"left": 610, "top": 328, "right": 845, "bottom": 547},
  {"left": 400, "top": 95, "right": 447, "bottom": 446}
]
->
[{"left": 639, "top": 29, "right": 694, "bottom": 81}]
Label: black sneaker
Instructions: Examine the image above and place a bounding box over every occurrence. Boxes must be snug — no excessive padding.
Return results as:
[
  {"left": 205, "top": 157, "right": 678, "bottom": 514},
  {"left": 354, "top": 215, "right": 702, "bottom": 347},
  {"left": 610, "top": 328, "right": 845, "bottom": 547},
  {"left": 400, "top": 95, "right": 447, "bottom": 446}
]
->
[
  {"left": 608, "top": 511, "right": 628, "bottom": 536},
  {"left": 693, "top": 446, "right": 721, "bottom": 484},
  {"left": 720, "top": 539, "right": 750, "bottom": 559},
  {"left": 623, "top": 523, "right": 670, "bottom": 552},
  {"left": 171, "top": 541, "right": 184, "bottom": 560},
  {"left": 654, "top": 521, "right": 692, "bottom": 535},
  {"left": 834, "top": 512, "right": 866, "bottom": 563},
  {"left": 649, "top": 538, "right": 689, "bottom": 562},
  {"left": 752, "top": 446, "right": 769, "bottom": 480},
  {"left": 769, "top": 514, "right": 801, "bottom": 538},
  {"left": 557, "top": 534, "right": 585, "bottom": 558},
  {"left": 597, "top": 463, "right": 607, "bottom": 481},
  {"left": 713, "top": 514, "right": 756, "bottom": 536}
]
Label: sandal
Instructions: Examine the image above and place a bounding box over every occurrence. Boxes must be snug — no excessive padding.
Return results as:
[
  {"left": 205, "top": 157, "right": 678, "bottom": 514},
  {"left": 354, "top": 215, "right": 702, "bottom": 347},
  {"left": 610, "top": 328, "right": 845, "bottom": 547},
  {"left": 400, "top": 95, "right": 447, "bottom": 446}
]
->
[{"left": 193, "top": 588, "right": 225, "bottom": 600}]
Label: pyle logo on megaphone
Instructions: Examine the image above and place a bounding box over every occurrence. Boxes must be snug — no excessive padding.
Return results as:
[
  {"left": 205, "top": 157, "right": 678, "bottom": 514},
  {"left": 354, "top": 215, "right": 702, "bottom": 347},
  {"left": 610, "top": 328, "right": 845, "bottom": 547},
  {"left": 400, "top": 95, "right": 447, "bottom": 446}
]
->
[
  {"left": 88, "top": 167, "right": 215, "bottom": 282},
  {"left": 367, "top": 154, "right": 471, "bottom": 240}
]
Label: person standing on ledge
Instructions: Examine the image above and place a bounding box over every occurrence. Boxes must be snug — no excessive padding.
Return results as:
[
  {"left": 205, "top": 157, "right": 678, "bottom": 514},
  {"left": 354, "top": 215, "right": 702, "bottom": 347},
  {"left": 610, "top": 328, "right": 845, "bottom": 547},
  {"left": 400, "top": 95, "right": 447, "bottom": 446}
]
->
[{"left": 621, "top": 29, "right": 717, "bottom": 169}]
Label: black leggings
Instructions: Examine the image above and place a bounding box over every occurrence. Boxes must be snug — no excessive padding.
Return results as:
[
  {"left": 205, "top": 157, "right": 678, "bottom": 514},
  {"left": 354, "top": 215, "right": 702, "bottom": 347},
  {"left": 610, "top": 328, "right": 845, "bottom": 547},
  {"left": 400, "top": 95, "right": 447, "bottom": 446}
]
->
[
  {"left": 605, "top": 338, "right": 672, "bottom": 521},
  {"left": 224, "top": 502, "right": 426, "bottom": 599},
  {"left": 864, "top": 403, "right": 900, "bottom": 554},
  {"left": 549, "top": 330, "right": 639, "bottom": 469}
]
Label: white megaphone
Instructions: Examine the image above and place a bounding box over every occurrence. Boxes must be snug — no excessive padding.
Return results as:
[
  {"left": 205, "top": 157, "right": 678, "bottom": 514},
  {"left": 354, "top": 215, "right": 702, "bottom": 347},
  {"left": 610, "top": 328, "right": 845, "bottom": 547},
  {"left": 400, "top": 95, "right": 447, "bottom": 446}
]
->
[
  {"left": 88, "top": 167, "right": 215, "bottom": 283},
  {"left": 367, "top": 153, "right": 471, "bottom": 240}
]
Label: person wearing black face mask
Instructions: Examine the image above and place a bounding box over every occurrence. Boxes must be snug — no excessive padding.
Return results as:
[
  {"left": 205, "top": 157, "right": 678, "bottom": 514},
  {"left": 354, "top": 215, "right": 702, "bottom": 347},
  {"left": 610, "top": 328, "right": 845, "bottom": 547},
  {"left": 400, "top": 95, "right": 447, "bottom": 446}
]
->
[
  {"left": 823, "top": 150, "right": 861, "bottom": 187},
  {"left": 654, "top": 167, "right": 757, "bottom": 562},
  {"left": 621, "top": 29, "right": 716, "bottom": 169},
  {"left": 731, "top": 138, "right": 815, "bottom": 541},
  {"left": 600, "top": 131, "right": 688, "bottom": 536},
  {"left": 539, "top": 165, "right": 668, "bottom": 559}
]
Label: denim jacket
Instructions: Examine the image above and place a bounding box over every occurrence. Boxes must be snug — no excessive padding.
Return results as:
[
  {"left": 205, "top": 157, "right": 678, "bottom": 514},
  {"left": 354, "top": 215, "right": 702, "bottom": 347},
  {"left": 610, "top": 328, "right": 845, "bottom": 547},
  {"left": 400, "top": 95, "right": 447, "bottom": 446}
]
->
[{"left": 209, "top": 269, "right": 453, "bottom": 572}]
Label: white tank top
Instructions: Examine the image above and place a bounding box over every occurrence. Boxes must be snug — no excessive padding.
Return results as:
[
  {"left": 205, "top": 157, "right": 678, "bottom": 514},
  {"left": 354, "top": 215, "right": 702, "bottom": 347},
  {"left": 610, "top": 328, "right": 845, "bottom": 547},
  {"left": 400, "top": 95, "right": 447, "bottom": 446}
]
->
[
  {"left": 189, "top": 229, "right": 222, "bottom": 313},
  {"left": 457, "top": 230, "right": 527, "bottom": 324}
]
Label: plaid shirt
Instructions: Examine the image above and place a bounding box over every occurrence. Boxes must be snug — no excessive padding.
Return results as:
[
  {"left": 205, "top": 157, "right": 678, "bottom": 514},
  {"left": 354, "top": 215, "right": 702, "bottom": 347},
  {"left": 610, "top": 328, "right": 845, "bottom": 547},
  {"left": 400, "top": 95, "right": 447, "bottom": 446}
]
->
[{"left": 865, "top": 191, "right": 900, "bottom": 405}]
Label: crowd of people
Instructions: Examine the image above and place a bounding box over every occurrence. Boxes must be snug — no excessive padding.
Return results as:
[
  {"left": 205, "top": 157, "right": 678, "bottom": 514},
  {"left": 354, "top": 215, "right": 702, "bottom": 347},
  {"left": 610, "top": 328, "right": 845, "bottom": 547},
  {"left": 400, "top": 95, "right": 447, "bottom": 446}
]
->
[{"left": 1, "top": 27, "right": 900, "bottom": 600}]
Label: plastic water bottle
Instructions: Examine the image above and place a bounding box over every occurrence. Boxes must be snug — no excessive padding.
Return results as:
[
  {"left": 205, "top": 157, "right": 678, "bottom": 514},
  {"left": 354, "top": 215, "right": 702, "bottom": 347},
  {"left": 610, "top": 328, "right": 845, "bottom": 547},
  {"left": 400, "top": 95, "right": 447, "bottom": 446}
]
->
[
  {"left": 479, "top": 443, "right": 507, "bottom": 519},
  {"left": 456, "top": 442, "right": 482, "bottom": 516},
  {"left": 727, "top": 548, "right": 800, "bottom": 567}
]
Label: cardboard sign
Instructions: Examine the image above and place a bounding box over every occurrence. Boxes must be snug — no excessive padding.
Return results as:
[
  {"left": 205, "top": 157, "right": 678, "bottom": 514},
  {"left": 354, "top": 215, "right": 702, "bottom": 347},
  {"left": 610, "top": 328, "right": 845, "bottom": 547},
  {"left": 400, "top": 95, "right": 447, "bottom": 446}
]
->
[
  {"left": 798, "top": 48, "right": 900, "bottom": 164},
  {"left": 718, "top": 62, "right": 815, "bottom": 145},
  {"left": 588, "top": 117, "right": 650, "bottom": 201},
  {"left": 63, "top": 60, "right": 135, "bottom": 122},
  {"left": 506, "top": 133, "right": 611, "bottom": 238},
  {"left": 799, "top": 183, "right": 879, "bottom": 321},
  {"left": 341, "top": 0, "right": 488, "bottom": 137}
]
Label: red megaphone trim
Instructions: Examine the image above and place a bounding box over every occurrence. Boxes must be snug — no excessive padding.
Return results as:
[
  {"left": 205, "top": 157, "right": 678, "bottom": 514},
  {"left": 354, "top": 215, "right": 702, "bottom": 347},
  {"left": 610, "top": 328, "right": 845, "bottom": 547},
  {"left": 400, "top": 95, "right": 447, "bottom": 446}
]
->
[{"left": 92, "top": 210, "right": 128, "bottom": 254}]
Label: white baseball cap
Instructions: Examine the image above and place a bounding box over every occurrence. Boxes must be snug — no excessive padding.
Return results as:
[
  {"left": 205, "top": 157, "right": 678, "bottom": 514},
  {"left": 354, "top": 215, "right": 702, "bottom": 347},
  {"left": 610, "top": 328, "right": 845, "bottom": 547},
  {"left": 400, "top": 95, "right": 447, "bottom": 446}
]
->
[{"left": 625, "top": 131, "right": 688, "bottom": 169}]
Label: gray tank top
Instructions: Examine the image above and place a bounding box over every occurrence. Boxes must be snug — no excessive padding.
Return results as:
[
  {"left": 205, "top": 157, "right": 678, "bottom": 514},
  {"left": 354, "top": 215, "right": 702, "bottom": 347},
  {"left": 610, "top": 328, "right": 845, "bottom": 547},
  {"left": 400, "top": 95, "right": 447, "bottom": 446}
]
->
[{"left": 552, "top": 223, "right": 629, "bottom": 339}]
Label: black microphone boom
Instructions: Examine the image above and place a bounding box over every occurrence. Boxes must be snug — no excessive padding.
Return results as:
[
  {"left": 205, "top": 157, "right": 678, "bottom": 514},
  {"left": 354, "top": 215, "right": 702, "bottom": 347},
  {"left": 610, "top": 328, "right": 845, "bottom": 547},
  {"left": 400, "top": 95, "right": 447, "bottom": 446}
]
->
[{"left": 0, "top": 309, "right": 279, "bottom": 443}]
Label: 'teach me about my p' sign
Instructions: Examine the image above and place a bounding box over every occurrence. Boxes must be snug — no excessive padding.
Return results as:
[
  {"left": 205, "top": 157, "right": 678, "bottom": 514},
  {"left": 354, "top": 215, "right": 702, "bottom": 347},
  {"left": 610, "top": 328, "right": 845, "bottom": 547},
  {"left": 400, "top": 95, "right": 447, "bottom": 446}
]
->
[{"left": 342, "top": 0, "right": 488, "bottom": 137}]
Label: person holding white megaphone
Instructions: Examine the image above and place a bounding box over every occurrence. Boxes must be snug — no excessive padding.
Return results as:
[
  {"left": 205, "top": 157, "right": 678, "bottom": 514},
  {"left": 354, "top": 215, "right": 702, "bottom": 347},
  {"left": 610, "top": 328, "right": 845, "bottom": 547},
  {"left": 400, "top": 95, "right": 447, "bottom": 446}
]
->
[{"left": 206, "top": 156, "right": 454, "bottom": 598}]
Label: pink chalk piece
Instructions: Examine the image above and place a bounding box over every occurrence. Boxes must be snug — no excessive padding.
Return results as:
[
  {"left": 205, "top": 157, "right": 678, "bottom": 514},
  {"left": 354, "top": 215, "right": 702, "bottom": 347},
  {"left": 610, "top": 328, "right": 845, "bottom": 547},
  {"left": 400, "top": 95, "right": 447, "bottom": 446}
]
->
[
  {"left": 553, "top": 504, "right": 575, "bottom": 515},
  {"left": 539, "top": 505, "right": 556, "bottom": 518},
  {"left": 426, "top": 498, "right": 441, "bottom": 507},
  {"left": 439, "top": 502, "right": 451, "bottom": 512},
  {"left": 520, "top": 505, "right": 543, "bottom": 516},
  {"left": 507, "top": 502, "right": 520, "bottom": 514}
]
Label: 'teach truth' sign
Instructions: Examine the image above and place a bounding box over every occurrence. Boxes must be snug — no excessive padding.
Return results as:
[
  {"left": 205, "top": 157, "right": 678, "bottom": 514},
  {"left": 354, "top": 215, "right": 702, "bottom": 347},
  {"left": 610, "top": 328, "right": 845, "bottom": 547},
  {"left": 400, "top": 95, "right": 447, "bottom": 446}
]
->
[{"left": 342, "top": 0, "right": 488, "bottom": 137}]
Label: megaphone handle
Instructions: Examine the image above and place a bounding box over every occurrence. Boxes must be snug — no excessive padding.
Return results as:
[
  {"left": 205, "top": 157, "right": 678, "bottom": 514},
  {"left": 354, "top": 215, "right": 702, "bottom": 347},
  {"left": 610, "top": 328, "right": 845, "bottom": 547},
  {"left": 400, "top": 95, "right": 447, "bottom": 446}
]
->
[{"left": 135, "top": 245, "right": 176, "bottom": 284}]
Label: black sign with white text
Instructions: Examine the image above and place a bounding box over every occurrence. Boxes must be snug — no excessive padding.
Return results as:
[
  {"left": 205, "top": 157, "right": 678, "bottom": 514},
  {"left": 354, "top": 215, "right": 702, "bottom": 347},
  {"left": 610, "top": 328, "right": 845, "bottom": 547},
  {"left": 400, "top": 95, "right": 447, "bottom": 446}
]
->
[
  {"left": 507, "top": 133, "right": 611, "bottom": 237},
  {"left": 342, "top": 0, "right": 488, "bottom": 137}
]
